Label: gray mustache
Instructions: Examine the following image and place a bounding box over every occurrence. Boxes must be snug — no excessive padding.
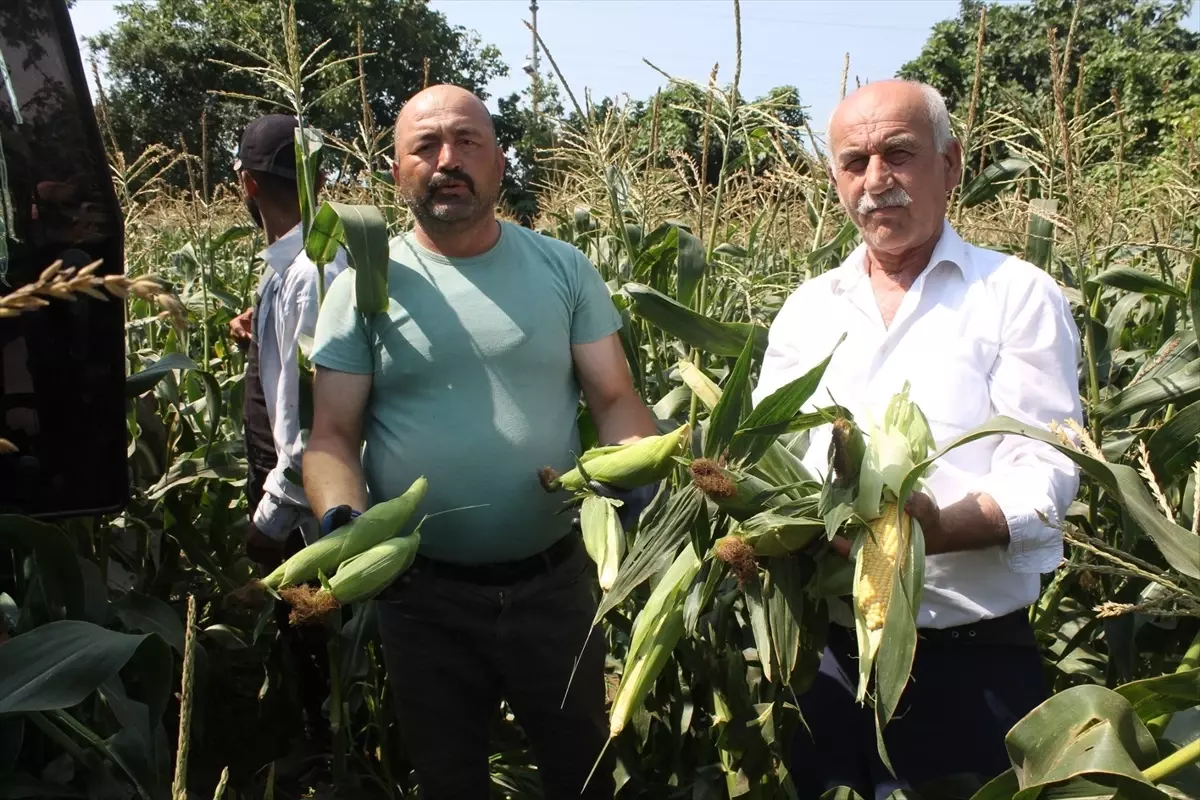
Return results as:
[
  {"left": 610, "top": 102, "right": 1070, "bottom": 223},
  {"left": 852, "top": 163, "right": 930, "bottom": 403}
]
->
[{"left": 857, "top": 187, "right": 912, "bottom": 214}]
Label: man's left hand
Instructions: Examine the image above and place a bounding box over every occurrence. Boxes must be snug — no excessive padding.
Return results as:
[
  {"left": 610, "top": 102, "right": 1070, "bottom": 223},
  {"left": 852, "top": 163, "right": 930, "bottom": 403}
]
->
[{"left": 587, "top": 481, "right": 659, "bottom": 531}]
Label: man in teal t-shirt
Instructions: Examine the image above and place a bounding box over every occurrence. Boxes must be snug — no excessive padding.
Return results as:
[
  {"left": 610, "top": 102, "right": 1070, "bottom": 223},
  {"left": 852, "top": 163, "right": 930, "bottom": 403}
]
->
[{"left": 304, "top": 84, "right": 660, "bottom": 799}]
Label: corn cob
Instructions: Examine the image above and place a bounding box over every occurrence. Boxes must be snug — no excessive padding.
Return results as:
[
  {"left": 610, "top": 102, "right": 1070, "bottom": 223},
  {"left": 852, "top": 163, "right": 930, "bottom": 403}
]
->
[
  {"left": 854, "top": 501, "right": 909, "bottom": 650},
  {"left": 281, "top": 532, "right": 422, "bottom": 624},
  {"left": 579, "top": 495, "right": 625, "bottom": 591},
  {"left": 539, "top": 423, "right": 690, "bottom": 493},
  {"left": 261, "top": 475, "right": 427, "bottom": 591},
  {"left": 608, "top": 544, "right": 700, "bottom": 738}
]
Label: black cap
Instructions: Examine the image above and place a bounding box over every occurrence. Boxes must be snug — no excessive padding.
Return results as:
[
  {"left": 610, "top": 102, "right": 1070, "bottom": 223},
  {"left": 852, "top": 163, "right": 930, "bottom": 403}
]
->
[{"left": 233, "top": 114, "right": 299, "bottom": 179}]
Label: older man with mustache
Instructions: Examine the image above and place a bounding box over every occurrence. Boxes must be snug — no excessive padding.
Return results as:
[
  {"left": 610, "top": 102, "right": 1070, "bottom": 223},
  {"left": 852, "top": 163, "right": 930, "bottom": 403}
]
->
[
  {"left": 753, "top": 80, "right": 1083, "bottom": 796},
  {"left": 302, "top": 84, "right": 658, "bottom": 798}
]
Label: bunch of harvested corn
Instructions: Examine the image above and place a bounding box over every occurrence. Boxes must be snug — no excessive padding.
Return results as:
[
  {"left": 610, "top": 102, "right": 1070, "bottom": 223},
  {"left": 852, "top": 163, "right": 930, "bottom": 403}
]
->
[
  {"left": 281, "top": 532, "right": 422, "bottom": 623},
  {"left": 579, "top": 494, "right": 625, "bottom": 591},
  {"left": 260, "top": 476, "right": 427, "bottom": 592},
  {"left": 538, "top": 423, "right": 690, "bottom": 493},
  {"left": 608, "top": 543, "right": 701, "bottom": 739},
  {"left": 231, "top": 477, "right": 428, "bottom": 621}
]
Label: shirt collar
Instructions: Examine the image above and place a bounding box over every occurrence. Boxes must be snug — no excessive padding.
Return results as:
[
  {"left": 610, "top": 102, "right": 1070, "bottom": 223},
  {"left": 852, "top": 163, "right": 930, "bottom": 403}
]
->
[
  {"left": 257, "top": 222, "right": 305, "bottom": 276},
  {"left": 829, "top": 218, "right": 971, "bottom": 294}
]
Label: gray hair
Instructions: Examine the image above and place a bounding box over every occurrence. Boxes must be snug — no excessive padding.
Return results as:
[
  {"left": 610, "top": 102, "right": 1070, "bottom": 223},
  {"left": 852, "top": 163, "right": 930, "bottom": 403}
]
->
[{"left": 826, "top": 81, "right": 953, "bottom": 174}]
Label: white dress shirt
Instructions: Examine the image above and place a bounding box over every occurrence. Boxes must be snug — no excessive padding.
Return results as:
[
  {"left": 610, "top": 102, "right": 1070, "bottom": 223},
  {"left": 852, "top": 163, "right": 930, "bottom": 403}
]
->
[
  {"left": 752, "top": 219, "right": 1083, "bottom": 629},
  {"left": 252, "top": 222, "right": 349, "bottom": 542}
]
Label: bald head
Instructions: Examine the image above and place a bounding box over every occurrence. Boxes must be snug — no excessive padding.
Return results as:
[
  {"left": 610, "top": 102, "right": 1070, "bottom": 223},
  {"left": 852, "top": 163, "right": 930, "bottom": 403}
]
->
[
  {"left": 828, "top": 80, "right": 952, "bottom": 171},
  {"left": 395, "top": 84, "right": 496, "bottom": 144}
]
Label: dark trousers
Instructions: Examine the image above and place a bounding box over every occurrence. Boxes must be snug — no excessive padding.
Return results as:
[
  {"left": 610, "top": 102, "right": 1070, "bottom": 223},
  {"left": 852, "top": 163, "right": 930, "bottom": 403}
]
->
[
  {"left": 790, "top": 611, "right": 1047, "bottom": 800},
  {"left": 375, "top": 537, "right": 613, "bottom": 800}
]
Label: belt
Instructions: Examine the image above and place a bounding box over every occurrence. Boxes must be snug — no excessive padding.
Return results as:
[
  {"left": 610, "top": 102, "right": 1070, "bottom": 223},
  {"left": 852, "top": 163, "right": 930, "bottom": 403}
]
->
[
  {"left": 411, "top": 533, "right": 580, "bottom": 586},
  {"left": 918, "top": 609, "right": 1038, "bottom": 648}
]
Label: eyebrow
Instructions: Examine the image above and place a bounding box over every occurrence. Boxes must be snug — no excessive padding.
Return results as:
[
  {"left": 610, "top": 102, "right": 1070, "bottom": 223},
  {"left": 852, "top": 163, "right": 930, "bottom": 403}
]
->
[{"left": 836, "top": 133, "right": 922, "bottom": 164}]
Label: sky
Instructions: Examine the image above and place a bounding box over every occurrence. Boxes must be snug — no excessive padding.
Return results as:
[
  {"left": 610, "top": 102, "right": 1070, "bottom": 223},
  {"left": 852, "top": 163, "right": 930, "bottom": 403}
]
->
[{"left": 66, "top": 0, "right": 1200, "bottom": 140}]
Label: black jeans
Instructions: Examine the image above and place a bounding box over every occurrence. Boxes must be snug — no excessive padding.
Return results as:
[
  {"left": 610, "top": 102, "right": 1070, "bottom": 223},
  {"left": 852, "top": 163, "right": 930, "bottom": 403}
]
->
[
  {"left": 375, "top": 537, "right": 613, "bottom": 799},
  {"left": 790, "top": 611, "right": 1047, "bottom": 800}
]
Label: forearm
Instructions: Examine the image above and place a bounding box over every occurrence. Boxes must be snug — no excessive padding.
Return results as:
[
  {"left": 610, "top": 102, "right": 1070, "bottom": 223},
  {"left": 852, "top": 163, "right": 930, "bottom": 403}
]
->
[
  {"left": 926, "top": 491, "right": 1009, "bottom": 555},
  {"left": 302, "top": 434, "right": 369, "bottom": 519},
  {"left": 592, "top": 392, "right": 658, "bottom": 445}
]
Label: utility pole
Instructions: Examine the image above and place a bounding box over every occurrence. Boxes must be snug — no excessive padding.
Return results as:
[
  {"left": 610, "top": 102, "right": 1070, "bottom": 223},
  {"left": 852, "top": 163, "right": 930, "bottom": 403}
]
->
[{"left": 530, "top": 0, "right": 539, "bottom": 120}]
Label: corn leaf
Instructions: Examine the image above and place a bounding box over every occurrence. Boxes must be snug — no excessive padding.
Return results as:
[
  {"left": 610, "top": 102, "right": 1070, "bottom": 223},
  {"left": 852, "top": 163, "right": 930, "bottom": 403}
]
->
[
  {"left": 1089, "top": 265, "right": 1186, "bottom": 299},
  {"left": 728, "top": 333, "right": 845, "bottom": 464},
  {"left": 622, "top": 282, "right": 768, "bottom": 358},
  {"left": 305, "top": 200, "right": 390, "bottom": 314},
  {"left": 1025, "top": 198, "right": 1057, "bottom": 272},
  {"left": 0, "top": 620, "right": 170, "bottom": 715},
  {"left": 294, "top": 126, "right": 324, "bottom": 240},
  {"left": 1188, "top": 224, "right": 1200, "bottom": 328},
  {"left": 591, "top": 485, "right": 704, "bottom": 625},
  {"left": 126, "top": 352, "right": 200, "bottom": 398},
  {"left": 1097, "top": 358, "right": 1200, "bottom": 425},
  {"left": 675, "top": 224, "right": 707, "bottom": 309},
  {"left": 1001, "top": 684, "right": 1166, "bottom": 799},
  {"left": 1147, "top": 398, "right": 1200, "bottom": 483},
  {"left": 1114, "top": 668, "right": 1200, "bottom": 724},
  {"left": 899, "top": 416, "right": 1200, "bottom": 580},
  {"left": 743, "top": 577, "right": 774, "bottom": 683},
  {"left": 704, "top": 330, "right": 756, "bottom": 459},
  {"left": 958, "top": 157, "right": 1032, "bottom": 208},
  {"left": 0, "top": 516, "right": 84, "bottom": 621}
]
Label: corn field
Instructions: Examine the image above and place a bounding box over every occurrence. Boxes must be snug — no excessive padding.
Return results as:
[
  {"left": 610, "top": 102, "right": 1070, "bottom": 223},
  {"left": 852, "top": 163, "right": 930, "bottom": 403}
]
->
[{"left": 2, "top": 2, "right": 1200, "bottom": 799}]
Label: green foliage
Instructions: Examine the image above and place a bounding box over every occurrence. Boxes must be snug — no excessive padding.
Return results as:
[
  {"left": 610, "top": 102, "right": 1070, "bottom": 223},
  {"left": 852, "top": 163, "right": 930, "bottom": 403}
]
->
[
  {"left": 898, "top": 0, "right": 1200, "bottom": 163},
  {"left": 88, "top": 0, "right": 507, "bottom": 190}
]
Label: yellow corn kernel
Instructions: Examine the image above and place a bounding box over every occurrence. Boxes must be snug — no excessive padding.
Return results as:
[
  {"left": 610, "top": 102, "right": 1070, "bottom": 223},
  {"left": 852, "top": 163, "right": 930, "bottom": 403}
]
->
[{"left": 855, "top": 502, "right": 908, "bottom": 631}]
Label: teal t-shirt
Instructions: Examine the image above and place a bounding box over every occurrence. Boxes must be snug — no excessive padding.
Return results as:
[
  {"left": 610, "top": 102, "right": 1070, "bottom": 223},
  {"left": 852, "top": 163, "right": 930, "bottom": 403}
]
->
[{"left": 309, "top": 221, "right": 623, "bottom": 565}]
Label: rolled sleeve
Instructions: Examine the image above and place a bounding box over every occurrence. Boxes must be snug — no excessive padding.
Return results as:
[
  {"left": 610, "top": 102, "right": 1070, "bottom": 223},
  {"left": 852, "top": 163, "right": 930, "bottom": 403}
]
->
[{"left": 977, "top": 267, "right": 1083, "bottom": 573}]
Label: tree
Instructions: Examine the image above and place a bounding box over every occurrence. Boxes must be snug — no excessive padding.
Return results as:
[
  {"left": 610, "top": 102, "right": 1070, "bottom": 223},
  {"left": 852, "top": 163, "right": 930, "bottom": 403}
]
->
[
  {"left": 88, "top": 0, "right": 507, "bottom": 192},
  {"left": 898, "top": 0, "right": 1200, "bottom": 162}
]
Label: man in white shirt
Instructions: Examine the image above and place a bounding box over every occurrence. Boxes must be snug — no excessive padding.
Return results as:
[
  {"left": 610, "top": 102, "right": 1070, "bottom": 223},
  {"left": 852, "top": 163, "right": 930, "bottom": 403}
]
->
[
  {"left": 752, "top": 80, "right": 1082, "bottom": 796},
  {"left": 230, "top": 114, "right": 348, "bottom": 751}
]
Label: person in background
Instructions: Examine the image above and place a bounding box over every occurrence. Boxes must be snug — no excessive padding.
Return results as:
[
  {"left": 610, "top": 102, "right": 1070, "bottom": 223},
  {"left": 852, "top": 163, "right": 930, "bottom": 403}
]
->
[
  {"left": 301, "top": 84, "right": 658, "bottom": 799},
  {"left": 752, "top": 79, "right": 1082, "bottom": 797},
  {"left": 229, "top": 113, "right": 349, "bottom": 756}
]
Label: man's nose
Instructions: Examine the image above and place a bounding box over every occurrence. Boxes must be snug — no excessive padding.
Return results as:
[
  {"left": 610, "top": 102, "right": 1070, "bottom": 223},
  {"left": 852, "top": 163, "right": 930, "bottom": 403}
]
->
[
  {"left": 436, "top": 142, "right": 461, "bottom": 172},
  {"left": 863, "top": 154, "right": 894, "bottom": 194}
]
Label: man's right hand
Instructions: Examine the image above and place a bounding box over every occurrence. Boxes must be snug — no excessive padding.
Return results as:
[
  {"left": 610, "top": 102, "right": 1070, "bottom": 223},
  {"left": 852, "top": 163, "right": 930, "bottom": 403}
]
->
[
  {"left": 230, "top": 307, "right": 254, "bottom": 348},
  {"left": 321, "top": 504, "right": 361, "bottom": 536}
]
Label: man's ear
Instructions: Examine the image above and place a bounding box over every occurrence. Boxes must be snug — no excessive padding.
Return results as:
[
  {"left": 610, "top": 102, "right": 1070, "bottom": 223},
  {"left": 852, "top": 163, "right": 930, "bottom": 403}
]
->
[
  {"left": 943, "top": 138, "right": 964, "bottom": 193},
  {"left": 391, "top": 160, "right": 401, "bottom": 186},
  {"left": 240, "top": 170, "right": 259, "bottom": 198}
]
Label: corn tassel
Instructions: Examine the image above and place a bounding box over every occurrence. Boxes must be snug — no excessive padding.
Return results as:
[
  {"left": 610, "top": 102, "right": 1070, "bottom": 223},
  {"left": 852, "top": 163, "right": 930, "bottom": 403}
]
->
[
  {"left": 539, "top": 423, "right": 690, "bottom": 493},
  {"left": 608, "top": 544, "right": 700, "bottom": 738},
  {"left": 579, "top": 495, "right": 625, "bottom": 591},
  {"left": 262, "top": 476, "right": 427, "bottom": 590}
]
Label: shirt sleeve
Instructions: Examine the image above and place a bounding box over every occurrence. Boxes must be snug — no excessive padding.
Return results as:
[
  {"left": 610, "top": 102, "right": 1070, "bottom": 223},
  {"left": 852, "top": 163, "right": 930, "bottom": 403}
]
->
[
  {"left": 971, "top": 271, "right": 1083, "bottom": 573},
  {"left": 310, "top": 267, "right": 376, "bottom": 374},
  {"left": 569, "top": 251, "right": 622, "bottom": 345}
]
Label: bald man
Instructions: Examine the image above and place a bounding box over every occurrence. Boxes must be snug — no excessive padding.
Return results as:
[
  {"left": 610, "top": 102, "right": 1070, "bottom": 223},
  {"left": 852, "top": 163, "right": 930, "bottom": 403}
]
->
[
  {"left": 303, "top": 84, "right": 659, "bottom": 798},
  {"left": 752, "top": 80, "right": 1082, "bottom": 796}
]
